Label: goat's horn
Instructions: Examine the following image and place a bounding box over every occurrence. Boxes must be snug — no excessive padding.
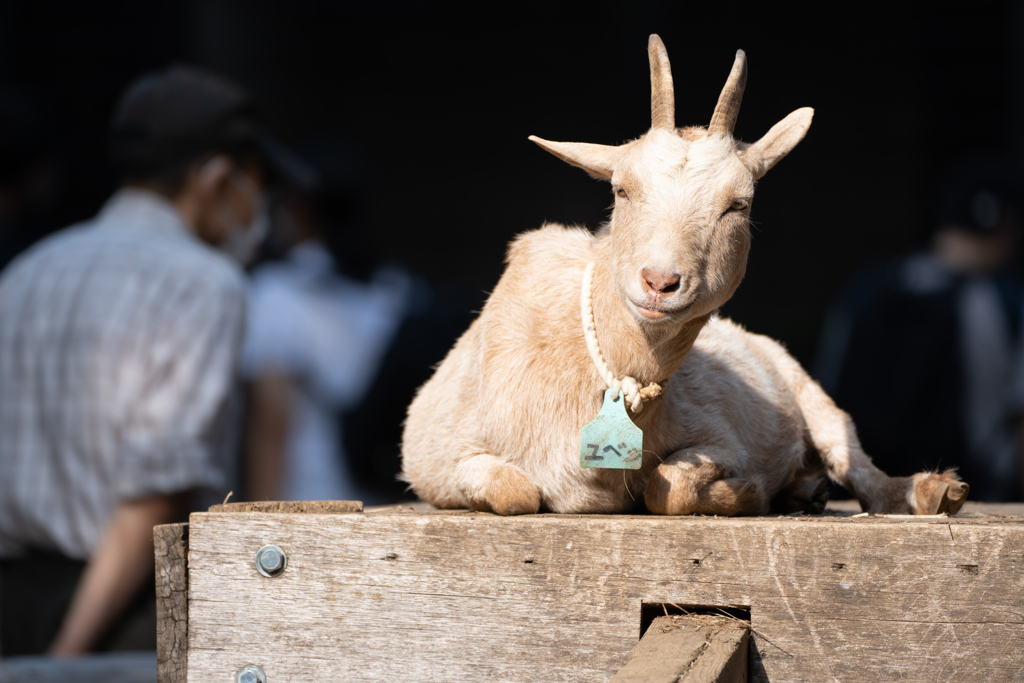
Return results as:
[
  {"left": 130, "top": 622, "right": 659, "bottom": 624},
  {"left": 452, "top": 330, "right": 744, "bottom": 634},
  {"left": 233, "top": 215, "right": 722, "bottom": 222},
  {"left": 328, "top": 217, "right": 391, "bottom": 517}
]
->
[
  {"left": 708, "top": 49, "right": 748, "bottom": 137},
  {"left": 649, "top": 34, "right": 674, "bottom": 131}
]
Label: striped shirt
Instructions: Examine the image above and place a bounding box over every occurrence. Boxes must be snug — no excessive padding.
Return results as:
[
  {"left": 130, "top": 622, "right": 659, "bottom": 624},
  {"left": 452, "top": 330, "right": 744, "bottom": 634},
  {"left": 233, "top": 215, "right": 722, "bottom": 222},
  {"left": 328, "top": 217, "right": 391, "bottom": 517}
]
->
[{"left": 0, "top": 189, "right": 246, "bottom": 559}]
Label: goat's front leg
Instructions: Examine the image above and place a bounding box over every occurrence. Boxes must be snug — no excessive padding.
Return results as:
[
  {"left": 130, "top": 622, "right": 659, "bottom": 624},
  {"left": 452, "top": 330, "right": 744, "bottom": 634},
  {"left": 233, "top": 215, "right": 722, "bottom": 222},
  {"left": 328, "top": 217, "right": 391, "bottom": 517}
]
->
[
  {"left": 645, "top": 447, "right": 770, "bottom": 516},
  {"left": 453, "top": 453, "right": 541, "bottom": 516},
  {"left": 793, "top": 372, "right": 968, "bottom": 514}
]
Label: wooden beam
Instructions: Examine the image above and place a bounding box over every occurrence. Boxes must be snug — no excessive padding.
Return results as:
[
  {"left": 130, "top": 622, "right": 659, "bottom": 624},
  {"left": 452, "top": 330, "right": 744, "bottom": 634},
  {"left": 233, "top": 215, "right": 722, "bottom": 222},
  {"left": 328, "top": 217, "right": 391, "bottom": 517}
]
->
[
  {"left": 183, "top": 510, "right": 1024, "bottom": 682},
  {"left": 685, "top": 620, "right": 748, "bottom": 683},
  {"left": 611, "top": 614, "right": 748, "bottom": 682},
  {"left": 154, "top": 522, "right": 188, "bottom": 683}
]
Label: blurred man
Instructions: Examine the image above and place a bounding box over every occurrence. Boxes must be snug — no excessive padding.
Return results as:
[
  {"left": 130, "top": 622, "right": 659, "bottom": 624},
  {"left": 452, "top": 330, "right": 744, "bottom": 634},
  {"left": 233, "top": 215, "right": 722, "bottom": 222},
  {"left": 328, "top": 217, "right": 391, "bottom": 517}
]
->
[
  {"left": 816, "top": 153, "right": 1024, "bottom": 501},
  {"left": 0, "top": 66, "right": 306, "bottom": 656}
]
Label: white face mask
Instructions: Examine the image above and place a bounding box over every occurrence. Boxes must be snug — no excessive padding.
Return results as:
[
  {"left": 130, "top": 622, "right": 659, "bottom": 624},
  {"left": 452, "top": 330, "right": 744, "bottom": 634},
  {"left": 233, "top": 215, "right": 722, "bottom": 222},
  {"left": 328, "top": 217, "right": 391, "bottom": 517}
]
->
[
  {"left": 220, "top": 194, "right": 269, "bottom": 266},
  {"left": 215, "top": 168, "right": 269, "bottom": 266}
]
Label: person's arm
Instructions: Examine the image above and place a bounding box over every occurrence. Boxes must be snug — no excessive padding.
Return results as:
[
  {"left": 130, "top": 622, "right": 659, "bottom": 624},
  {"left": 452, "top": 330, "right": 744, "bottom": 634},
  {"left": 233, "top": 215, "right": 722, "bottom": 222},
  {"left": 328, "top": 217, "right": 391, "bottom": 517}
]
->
[
  {"left": 49, "top": 269, "right": 247, "bottom": 656},
  {"left": 245, "top": 374, "right": 292, "bottom": 501},
  {"left": 48, "top": 494, "right": 180, "bottom": 657}
]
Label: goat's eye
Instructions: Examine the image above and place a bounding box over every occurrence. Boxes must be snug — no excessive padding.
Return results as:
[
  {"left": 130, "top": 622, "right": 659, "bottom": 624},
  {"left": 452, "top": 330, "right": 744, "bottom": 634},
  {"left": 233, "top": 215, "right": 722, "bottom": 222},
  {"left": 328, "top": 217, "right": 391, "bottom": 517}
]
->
[
  {"left": 614, "top": 187, "right": 629, "bottom": 200},
  {"left": 730, "top": 199, "right": 749, "bottom": 211}
]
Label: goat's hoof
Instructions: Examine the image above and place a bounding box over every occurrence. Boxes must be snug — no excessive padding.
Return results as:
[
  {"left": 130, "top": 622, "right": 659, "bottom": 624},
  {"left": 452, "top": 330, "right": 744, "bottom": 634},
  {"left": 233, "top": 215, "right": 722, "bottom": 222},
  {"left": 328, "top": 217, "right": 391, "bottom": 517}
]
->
[
  {"left": 946, "top": 480, "right": 969, "bottom": 514},
  {"left": 913, "top": 472, "right": 969, "bottom": 515},
  {"left": 772, "top": 476, "right": 829, "bottom": 514},
  {"left": 799, "top": 477, "right": 829, "bottom": 514},
  {"left": 476, "top": 465, "right": 541, "bottom": 516}
]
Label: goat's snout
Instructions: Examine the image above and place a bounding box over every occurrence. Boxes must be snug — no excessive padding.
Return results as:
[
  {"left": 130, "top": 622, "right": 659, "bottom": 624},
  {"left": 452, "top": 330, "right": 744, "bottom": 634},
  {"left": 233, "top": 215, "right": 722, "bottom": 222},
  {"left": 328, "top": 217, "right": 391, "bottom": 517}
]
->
[{"left": 641, "top": 267, "right": 682, "bottom": 298}]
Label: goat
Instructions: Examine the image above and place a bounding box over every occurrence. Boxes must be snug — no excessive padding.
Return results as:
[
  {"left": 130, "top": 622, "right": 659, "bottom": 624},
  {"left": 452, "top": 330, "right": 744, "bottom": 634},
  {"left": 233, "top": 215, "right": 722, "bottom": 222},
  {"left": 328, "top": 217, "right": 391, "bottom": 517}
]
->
[{"left": 400, "top": 35, "right": 969, "bottom": 517}]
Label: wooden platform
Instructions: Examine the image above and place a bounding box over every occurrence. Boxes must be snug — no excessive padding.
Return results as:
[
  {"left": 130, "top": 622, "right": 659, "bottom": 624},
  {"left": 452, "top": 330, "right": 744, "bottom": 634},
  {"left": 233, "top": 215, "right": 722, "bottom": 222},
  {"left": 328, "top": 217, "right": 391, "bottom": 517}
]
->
[{"left": 157, "top": 501, "right": 1024, "bottom": 682}]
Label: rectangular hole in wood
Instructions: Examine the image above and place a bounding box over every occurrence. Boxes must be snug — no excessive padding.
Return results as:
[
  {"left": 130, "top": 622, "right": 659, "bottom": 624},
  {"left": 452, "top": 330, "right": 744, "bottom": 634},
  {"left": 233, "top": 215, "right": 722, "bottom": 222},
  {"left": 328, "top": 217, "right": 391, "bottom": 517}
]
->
[{"left": 639, "top": 602, "right": 751, "bottom": 639}]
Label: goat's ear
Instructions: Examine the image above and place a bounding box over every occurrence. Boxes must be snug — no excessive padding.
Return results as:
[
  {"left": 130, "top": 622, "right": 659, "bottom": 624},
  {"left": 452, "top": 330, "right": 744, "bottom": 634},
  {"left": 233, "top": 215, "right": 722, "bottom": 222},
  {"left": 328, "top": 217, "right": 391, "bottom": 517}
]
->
[
  {"left": 742, "top": 107, "right": 813, "bottom": 179},
  {"left": 528, "top": 136, "right": 627, "bottom": 181}
]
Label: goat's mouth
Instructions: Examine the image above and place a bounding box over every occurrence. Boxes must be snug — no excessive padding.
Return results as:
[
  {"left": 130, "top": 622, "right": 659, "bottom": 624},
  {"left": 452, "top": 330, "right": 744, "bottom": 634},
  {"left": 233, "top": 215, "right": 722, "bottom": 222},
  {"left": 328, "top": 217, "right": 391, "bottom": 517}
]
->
[{"left": 631, "top": 300, "right": 682, "bottom": 321}]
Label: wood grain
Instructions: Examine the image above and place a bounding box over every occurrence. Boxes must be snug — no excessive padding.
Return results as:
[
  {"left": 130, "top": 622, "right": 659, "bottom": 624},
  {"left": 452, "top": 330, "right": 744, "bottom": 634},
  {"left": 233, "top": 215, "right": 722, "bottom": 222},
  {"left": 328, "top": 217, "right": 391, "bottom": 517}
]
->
[
  {"left": 154, "top": 523, "right": 188, "bottom": 683},
  {"left": 207, "top": 500, "right": 363, "bottom": 514},
  {"left": 611, "top": 614, "right": 748, "bottom": 683},
  {"left": 686, "top": 619, "right": 748, "bottom": 683},
  {"left": 185, "top": 510, "right": 1024, "bottom": 682}
]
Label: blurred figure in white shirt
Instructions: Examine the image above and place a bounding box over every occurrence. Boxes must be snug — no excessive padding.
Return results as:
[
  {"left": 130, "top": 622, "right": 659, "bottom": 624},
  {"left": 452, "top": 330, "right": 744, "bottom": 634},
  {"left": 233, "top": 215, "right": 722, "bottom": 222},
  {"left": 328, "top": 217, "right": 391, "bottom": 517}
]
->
[{"left": 242, "top": 168, "right": 410, "bottom": 503}]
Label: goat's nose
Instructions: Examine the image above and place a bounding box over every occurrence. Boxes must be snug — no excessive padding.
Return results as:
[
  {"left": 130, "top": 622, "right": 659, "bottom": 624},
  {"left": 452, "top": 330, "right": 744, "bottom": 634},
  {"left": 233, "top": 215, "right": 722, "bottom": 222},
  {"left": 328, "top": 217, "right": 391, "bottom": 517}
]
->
[{"left": 641, "top": 268, "right": 681, "bottom": 295}]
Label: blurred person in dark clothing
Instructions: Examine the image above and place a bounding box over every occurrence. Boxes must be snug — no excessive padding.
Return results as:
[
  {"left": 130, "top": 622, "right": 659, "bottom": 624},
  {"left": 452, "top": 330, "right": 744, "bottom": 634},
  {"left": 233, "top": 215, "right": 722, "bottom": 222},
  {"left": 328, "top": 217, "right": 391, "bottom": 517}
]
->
[
  {"left": 0, "top": 87, "right": 61, "bottom": 273},
  {"left": 816, "top": 153, "right": 1024, "bottom": 501},
  {"left": 0, "top": 65, "right": 306, "bottom": 657}
]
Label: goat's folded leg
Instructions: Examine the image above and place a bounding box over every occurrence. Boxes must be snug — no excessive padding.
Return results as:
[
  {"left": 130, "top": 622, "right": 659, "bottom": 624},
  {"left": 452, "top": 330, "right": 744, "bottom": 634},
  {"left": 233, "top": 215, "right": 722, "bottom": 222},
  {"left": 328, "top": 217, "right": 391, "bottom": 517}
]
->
[
  {"left": 792, "top": 370, "right": 969, "bottom": 514},
  {"left": 453, "top": 453, "right": 541, "bottom": 515},
  {"left": 645, "top": 448, "right": 770, "bottom": 516}
]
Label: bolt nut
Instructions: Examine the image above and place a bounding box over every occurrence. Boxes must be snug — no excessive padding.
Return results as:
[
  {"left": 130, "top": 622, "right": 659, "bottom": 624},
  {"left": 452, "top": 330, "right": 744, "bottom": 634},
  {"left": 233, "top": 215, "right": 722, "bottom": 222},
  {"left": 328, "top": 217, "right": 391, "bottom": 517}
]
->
[
  {"left": 255, "top": 545, "right": 287, "bottom": 578},
  {"left": 235, "top": 664, "right": 267, "bottom": 683}
]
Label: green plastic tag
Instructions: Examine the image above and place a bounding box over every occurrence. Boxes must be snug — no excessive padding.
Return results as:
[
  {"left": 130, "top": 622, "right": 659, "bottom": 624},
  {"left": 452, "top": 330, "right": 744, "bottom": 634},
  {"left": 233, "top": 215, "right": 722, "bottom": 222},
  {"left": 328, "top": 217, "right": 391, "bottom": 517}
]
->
[{"left": 579, "top": 388, "right": 643, "bottom": 469}]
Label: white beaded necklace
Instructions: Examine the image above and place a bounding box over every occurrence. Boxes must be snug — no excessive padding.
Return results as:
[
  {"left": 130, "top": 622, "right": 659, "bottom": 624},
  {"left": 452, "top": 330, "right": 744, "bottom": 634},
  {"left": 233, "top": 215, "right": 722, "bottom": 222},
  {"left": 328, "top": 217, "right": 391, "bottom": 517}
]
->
[{"left": 580, "top": 262, "right": 663, "bottom": 413}]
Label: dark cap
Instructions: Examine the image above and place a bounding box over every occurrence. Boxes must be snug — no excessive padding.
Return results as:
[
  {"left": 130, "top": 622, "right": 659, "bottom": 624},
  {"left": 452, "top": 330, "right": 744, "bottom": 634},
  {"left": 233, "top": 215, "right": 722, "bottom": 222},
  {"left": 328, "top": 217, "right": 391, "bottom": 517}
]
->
[
  {"left": 108, "top": 65, "right": 315, "bottom": 189},
  {"left": 931, "top": 152, "right": 1021, "bottom": 235}
]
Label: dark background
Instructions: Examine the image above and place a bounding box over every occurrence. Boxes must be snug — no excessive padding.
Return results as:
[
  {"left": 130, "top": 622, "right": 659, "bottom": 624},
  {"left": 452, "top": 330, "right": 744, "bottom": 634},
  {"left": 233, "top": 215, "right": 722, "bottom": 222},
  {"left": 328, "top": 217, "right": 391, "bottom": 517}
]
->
[{"left": 1, "top": 0, "right": 1021, "bottom": 379}]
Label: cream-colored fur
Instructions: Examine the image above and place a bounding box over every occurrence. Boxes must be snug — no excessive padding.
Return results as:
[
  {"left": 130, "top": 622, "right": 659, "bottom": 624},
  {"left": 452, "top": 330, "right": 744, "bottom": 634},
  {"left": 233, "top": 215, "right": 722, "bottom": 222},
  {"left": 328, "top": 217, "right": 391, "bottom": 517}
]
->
[{"left": 400, "top": 36, "right": 968, "bottom": 516}]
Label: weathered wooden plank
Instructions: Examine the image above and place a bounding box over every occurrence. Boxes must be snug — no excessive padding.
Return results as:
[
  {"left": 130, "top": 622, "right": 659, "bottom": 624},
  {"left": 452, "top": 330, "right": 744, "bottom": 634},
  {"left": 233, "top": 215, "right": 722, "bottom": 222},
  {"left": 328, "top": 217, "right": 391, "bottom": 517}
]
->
[
  {"left": 154, "top": 523, "right": 188, "bottom": 683},
  {"left": 185, "top": 511, "right": 1024, "bottom": 682},
  {"left": 207, "top": 500, "right": 362, "bottom": 514},
  {"left": 611, "top": 614, "right": 748, "bottom": 683}
]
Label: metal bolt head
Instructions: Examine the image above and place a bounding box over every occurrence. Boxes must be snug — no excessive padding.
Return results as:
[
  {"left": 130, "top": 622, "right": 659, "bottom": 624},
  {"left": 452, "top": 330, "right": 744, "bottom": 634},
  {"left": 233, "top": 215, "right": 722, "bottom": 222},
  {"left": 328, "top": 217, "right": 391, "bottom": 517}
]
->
[
  {"left": 235, "top": 664, "right": 267, "bottom": 683},
  {"left": 260, "top": 548, "right": 282, "bottom": 572},
  {"left": 255, "top": 545, "right": 287, "bottom": 577}
]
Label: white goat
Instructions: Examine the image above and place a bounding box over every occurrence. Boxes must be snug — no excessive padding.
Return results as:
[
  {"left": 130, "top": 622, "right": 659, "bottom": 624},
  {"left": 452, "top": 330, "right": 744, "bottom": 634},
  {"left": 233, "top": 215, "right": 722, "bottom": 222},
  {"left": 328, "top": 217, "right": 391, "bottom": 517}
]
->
[{"left": 401, "top": 35, "right": 968, "bottom": 516}]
